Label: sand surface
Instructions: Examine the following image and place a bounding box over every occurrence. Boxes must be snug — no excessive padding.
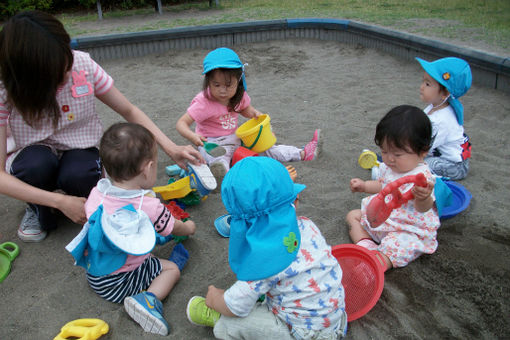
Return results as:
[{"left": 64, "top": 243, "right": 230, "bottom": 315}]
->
[{"left": 0, "top": 39, "right": 509, "bottom": 339}]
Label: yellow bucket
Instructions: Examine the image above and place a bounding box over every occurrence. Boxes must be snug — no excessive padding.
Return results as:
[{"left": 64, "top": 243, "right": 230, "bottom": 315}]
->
[{"left": 235, "top": 114, "right": 276, "bottom": 153}]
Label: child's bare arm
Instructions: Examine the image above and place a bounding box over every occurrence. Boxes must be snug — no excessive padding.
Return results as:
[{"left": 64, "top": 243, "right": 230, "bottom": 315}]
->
[
  {"left": 350, "top": 178, "right": 382, "bottom": 194},
  {"left": 205, "top": 285, "right": 236, "bottom": 317},
  {"left": 413, "top": 181, "right": 435, "bottom": 212},
  {"left": 240, "top": 105, "right": 262, "bottom": 119},
  {"left": 171, "top": 219, "right": 196, "bottom": 236},
  {"left": 176, "top": 113, "right": 206, "bottom": 147}
]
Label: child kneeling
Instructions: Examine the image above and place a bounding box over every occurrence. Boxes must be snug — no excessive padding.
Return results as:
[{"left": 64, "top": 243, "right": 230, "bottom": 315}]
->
[
  {"left": 186, "top": 157, "right": 347, "bottom": 340},
  {"left": 66, "top": 123, "right": 196, "bottom": 336}
]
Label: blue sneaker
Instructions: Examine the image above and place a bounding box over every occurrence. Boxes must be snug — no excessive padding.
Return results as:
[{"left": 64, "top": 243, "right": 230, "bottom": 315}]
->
[
  {"left": 124, "top": 292, "right": 169, "bottom": 335},
  {"left": 187, "top": 163, "right": 217, "bottom": 197},
  {"left": 214, "top": 214, "right": 231, "bottom": 238}
]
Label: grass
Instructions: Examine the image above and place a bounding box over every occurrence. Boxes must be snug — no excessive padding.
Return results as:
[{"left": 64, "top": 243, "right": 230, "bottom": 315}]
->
[{"left": 59, "top": 0, "right": 510, "bottom": 53}]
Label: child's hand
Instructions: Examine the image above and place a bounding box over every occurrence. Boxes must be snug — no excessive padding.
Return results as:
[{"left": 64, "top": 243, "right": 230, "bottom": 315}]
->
[
  {"left": 190, "top": 133, "right": 206, "bottom": 147},
  {"left": 172, "top": 219, "right": 196, "bottom": 236},
  {"left": 412, "top": 181, "right": 434, "bottom": 201},
  {"left": 350, "top": 178, "right": 365, "bottom": 193}
]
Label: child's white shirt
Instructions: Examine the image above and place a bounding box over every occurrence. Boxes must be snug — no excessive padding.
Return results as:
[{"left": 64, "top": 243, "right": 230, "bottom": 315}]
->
[{"left": 424, "top": 104, "right": 465, "bottom": 162}]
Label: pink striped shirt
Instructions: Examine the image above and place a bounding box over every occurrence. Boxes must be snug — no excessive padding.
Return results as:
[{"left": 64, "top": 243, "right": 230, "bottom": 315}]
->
[{"left": 0, "top": 50, "right": 113, "bottom": 167}]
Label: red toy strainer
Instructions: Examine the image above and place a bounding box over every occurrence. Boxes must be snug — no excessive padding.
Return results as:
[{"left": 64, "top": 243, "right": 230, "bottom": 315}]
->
[{"left": 332, "top": 244, "right": 388, "bottom": 321}]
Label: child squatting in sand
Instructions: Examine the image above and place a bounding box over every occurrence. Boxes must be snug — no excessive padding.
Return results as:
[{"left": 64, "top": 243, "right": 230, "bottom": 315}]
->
[
  {"left": 347, "top": 105, "right": 440, "bottom": 270},
  {"left": 66, "top": 123, "right": 196, "bottom": 336},
  {"left": 176, "top": 47, "right": 321, "bottom": 185},
  {"left": 186, "top": 157, "right": 347, "bottom": 340}
]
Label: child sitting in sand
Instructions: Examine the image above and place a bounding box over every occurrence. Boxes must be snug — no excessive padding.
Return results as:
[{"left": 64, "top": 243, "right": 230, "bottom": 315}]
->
[
  {"left": 66, "top": 123, "right": 196, "bottom": 336},
  {"left": 416, "top": 56, "right": 472, "bottom": 180},
  {"left": 186, "top": 157, "right": 347, "bottom": 340},
  {"left": 346, "top": 105, "right": 440, "bottom": 270},
  {"left": 176, "top": 47, "right": 320, "bottom": 184}
]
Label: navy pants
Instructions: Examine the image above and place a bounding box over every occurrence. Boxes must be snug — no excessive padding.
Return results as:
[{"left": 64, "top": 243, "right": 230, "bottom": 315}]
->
[{"left": 10, "top": 145, "right": 102, "bottom": 231}]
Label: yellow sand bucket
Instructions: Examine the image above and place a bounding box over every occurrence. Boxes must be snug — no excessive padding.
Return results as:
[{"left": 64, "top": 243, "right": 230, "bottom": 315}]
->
[
  {"left": 358, "top": 149, "right": 380, "bottom": 169},
  {"left": 235, "top": 114, "right": 276, "bottom": 153}
]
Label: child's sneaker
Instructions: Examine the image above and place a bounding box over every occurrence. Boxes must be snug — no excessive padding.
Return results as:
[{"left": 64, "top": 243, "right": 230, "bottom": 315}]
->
[
  {"left": 214, "top": 214, "right": 231, "bottom": 238},
  {"left": 210, "top": 161, "right": 228, "bottom": 193},
  {"left": 17, "top": 206, "right": 46, "bottom": 242},
  {"left": 186, "top": 296, "right": 221, "bottom": 327},
  {"left": 124, "top": 292, "right": 169, "bottom": 336},
  {"left": 188, "top": 163, "right": 217, "bottom": 197},
  {"left": 303, "top": 129, "right": 321, "bottom": 161}
]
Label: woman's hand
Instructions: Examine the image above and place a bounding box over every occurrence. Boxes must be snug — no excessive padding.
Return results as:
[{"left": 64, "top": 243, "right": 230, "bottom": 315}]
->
[
  {"left": 57, "top": 194, "right": 87, "bottom": 225},
  {"left": 169, "top": 144, "right": 204, "bottom": 169}
]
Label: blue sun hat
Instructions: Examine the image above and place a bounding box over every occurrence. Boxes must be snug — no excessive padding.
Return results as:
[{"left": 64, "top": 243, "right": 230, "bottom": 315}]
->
[
  {"left": 203, "top": 47, "right": 247, "bottom": 90},
  {"left": 416, "top": 57, "right": 472, "bottom": 125},
  {"left": 221, "top": 157, "right": 306, "bottom": 281}
]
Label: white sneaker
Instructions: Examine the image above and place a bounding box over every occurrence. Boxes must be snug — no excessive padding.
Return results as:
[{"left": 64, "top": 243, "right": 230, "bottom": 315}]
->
[{"left": 17, "top": 206, "right": 46, "bottom": 242}]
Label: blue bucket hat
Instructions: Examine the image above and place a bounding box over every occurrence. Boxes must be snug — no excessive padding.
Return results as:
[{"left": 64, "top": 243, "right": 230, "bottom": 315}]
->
[
  {"left": 221, "top": 157, "right": 306, "bottom": 281},
  {"left": 416, "top": 57, "right": 472, "bottom": 125},
  {"left": 203, "top": 47, "right": 247, "bottom": 90}
]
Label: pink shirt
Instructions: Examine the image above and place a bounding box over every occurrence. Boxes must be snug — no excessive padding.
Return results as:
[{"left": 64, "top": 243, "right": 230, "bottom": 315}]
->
[
  {"left": 187, "top": 90, "right": 251, "bottom": 137},
  {"left": 85, "top": 179, "right": 175, "bottom": 274},
  {"left": 0, "top": 50, "right": 113, "bottom": 168}
]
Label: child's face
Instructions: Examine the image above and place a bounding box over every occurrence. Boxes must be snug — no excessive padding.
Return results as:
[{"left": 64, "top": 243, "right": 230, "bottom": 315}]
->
[
  {"left": 208, "top": 70, "right": 240, "bottom": 105},
  {"left": 380, "top": 140, "right": 426, "bottom": 174},
  {"left": 419, "top": 72, "right": 448, "bottom": 106}
]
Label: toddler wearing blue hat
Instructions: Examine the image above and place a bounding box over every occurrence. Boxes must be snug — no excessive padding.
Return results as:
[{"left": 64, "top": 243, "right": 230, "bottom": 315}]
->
[
  {"left": 176, "top": 47, "right": 321, "bottom": 188},
  {"left": 416, "top": 56, "right": 472, "bottom": 180},
  {"left": 186, "top": 157, "right": 347, "bottom": 339}
]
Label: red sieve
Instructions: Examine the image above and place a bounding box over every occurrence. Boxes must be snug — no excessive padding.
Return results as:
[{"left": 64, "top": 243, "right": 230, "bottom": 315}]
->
[{"left": 332, "top": 244, "right": 387, "bottom": 322}]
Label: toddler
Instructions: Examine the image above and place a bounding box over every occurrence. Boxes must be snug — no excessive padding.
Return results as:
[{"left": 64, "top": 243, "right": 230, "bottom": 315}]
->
[
  {"left": 186, "top": 157, "right": 347, "bottom": 340},
  {"left": 416, "top": 56, "right": 472, "bottom": 180},
  {"left": 346, "top": 105, "right": 440, "bottom": 270},
  {"left": 66, "top": 123, "right": 196, "bottom": 336},
  {"left": 176, "top": 47, "right": 320, "bottom": 184}
]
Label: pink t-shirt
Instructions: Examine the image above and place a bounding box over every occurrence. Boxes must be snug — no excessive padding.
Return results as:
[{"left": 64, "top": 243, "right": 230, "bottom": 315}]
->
[
  {"left": 0, "top": 50, "right": 113, "bottom": 169},
  {"left": 85, "top": 179, "right": 175, "bottom": 274},
  {"left": 187, "top": 90, "right": 251, "bottom": 137}
]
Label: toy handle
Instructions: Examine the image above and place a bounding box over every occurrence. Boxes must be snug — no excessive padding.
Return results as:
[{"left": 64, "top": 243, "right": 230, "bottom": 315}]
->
[
  {"left": 0, "top": 242, "right": 19, "bottom": 261},
  {"left": 378, "top": 173, "right": 427, "bottom": 209}
]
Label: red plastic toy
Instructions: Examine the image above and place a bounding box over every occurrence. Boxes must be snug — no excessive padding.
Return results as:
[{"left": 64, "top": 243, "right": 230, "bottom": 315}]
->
[
  {"left": 231, "top": 146, "right": 258, "bottom": 167},
  {"left": 366, "top": 173, "right": 427, "bottom": 228},
  {"left": 164, "top": 201, "right": 190, "bottom": 221}
]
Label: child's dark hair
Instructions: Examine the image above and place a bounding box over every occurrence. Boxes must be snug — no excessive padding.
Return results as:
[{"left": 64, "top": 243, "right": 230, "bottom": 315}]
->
[
  {"left": 375, "top": 105, "right": 432, "bottom": 155},
  {"left": 0, "top": 11, "right": 73, "bottom": 129},
  {"left": 100, "top": 123, "right": 157, "bottom": 182},
  {"left": 203, "top": 68, "right": 244, "bottom": 111}
]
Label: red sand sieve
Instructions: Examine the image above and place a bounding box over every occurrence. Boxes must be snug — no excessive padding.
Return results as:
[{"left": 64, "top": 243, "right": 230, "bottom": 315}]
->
[{"left": 332, "top": 244, "right": 387, "bottom": 322}]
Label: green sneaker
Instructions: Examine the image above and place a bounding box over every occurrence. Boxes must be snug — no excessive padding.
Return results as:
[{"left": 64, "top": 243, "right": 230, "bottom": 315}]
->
[{"left": 186, "top": 296, "right": 220, "bottom": 327}]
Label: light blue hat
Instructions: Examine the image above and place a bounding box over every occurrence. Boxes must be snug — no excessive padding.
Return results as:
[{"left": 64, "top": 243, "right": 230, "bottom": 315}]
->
[
  {"left": 203, "top": 47, "right": 247, "bottom": 90},
  {"left": 221, "top": 157, "right": 306, "bottom": 281},
  {"left": 416, "top": 57, "right": 472, "bottom": 125}
]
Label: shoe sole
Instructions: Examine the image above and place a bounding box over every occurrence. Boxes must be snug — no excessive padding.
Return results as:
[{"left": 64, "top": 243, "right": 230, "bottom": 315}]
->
[
  {"left": 124, "top": 296, "right": 169, "bottom": 335},
  {"left": 214, "top": 214, "right": 230, "bottom": 237},
  {"left": 17, "top": 229, "right": 47, "bottom": 242},
  {"left": 188, "top": 164, "right": 217, "bottom": 194},
  {"left": 186, "top": 296, "right": 208, "bottom": 327}
]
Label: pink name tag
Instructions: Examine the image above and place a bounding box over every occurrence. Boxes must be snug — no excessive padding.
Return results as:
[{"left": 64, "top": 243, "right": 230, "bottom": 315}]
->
[{"left": 71, "top": 70, "right": 93, "bottom": 98}]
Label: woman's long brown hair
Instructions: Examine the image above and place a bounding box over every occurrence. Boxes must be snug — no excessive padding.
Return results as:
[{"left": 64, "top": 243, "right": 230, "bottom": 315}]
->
[{"left": 0, "top": 11, "right": 73, "bottom": 129}]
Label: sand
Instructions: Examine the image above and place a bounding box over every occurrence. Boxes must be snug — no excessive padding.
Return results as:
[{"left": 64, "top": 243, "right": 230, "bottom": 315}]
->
[{"left": 0, "top": 39, "right": 509, "bottom": 339}]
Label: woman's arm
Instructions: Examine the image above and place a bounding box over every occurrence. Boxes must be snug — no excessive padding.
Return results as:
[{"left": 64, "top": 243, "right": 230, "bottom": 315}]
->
[
  {"left": 0, "top": 125, "right": 87, "bottom": 224},
  {"left": 97, "top": 86, "right": 203, "bottom": 168}
]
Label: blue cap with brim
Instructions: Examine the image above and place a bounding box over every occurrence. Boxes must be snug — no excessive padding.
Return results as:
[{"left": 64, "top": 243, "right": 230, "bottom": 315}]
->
[
  {"left": 416, "top": 57, "right": 472, "bottom": 125},
  {"left": 203, "top": 47, "right": 247, "bottom": 90},
  {"left": 221, "top": 157, "right": 305, "bottom": 281}
]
